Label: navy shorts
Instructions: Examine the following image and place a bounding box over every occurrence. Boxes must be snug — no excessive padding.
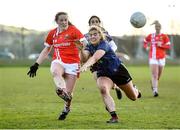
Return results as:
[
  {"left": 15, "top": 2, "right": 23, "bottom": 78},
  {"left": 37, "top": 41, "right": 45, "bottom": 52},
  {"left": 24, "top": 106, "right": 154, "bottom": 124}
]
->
[
  {"left": 97, "top": 64, "right": 132, "bottom": 86},
  {"left": 90, "top": 63, "right": 98, "bottom": 73}
]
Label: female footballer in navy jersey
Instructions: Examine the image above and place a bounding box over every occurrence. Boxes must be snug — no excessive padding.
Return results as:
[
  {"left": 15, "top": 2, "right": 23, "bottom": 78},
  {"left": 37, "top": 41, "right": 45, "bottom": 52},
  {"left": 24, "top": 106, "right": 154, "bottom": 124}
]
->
[
  {"left": 79, "top": 26, "right": 141, "bottom": 123},
  {"left": 84, "top": 15, "right": 122, "bottom": 99}
]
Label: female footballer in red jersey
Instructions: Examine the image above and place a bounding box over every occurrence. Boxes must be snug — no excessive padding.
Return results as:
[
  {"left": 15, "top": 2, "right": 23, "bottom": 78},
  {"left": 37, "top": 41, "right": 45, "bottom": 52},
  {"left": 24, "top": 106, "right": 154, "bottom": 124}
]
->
[
  {"left": 27, "top": 12, "right": 88, "bottom": 120},
  {"left": 143, "top": 20, "right": 170, "bottom": 97}
]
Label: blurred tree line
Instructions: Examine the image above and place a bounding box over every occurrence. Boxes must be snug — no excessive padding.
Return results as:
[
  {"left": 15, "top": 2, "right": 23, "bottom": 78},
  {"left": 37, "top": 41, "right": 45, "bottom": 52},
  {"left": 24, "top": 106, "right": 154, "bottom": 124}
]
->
[
  {"left": 0, "top": 25, "right": 180, "bottom": 60},
  {"left": 0, "top": 25, "right": 46, "bottom": 59}
]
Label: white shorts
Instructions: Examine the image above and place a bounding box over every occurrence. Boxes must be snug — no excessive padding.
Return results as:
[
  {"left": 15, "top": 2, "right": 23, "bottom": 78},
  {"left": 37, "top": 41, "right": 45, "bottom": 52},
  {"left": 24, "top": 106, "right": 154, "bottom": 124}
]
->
[
  {"left": 51, "top": 59, "right": 79, "bottom": 75},
  {"left": 149, "top": 58, "right": 166, "bottom": 66}
]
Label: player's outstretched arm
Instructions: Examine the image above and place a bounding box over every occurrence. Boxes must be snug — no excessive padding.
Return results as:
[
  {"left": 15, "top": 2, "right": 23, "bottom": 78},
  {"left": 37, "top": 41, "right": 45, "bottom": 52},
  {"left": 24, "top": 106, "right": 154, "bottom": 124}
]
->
[
  {"left": 27, "top": 46, "right": 51, "bottom": 78},
  {"left": 80, "top": 49, "right": 105, "bottom": 72}
]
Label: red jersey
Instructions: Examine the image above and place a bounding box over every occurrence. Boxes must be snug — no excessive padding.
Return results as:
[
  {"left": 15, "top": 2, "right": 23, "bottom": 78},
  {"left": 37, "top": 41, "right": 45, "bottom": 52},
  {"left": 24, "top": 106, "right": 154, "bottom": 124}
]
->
[
  {"left": 143, "top": 33, "right": 170, "bottom": 59},
  {"left": 44, "top": 25, "right": 84, "bottom": 63}
]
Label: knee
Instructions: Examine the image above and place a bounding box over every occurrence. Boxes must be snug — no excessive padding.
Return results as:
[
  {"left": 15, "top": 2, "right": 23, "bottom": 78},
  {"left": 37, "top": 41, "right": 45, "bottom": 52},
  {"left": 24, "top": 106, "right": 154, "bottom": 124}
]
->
[
  {"left": 129, "top": 95, "right": 137, "bottom": 101},
  {"left": 130, "top": 98, "right": 137, "bottom": 101},
  {"left": 99, "top": 86, "right": 108, "bottom": 95},
  {"left": 152, "top": 74, "right": 158, "bottom": 79},
  {"left": 51, "top": 68, "right": 59, "bottom": 77}
]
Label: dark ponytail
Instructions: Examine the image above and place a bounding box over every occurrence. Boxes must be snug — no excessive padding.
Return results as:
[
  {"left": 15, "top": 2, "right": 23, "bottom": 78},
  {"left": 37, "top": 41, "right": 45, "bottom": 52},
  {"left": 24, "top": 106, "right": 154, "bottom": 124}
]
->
[{"left": 55, "top": 12, "right": 72, "bottom": 25}]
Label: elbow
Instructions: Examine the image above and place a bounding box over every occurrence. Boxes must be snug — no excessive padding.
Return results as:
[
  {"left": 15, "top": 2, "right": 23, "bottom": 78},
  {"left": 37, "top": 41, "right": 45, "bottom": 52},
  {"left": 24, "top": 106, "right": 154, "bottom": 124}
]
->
[
  {"left": 80, "top": 55, "right": 88, "bottom": 63},
  {"left": 81, "top": 59, "right": 87, "bottom": 63},
  {"left": 43, "top": 47, "right": 51, "bottom": 54}
]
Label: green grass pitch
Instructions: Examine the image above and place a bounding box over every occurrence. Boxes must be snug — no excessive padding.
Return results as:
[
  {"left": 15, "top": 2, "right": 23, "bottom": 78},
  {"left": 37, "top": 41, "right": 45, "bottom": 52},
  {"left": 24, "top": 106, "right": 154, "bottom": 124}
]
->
[{"left": 0, "top": 66, "right": 180, "bottom": 129}]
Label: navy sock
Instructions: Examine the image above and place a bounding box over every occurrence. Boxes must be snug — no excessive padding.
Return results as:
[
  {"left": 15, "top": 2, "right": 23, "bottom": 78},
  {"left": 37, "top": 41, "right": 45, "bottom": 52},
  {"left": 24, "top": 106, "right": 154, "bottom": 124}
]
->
[{"left": 110, "top": 111, "right": 117, "bottom": 118}]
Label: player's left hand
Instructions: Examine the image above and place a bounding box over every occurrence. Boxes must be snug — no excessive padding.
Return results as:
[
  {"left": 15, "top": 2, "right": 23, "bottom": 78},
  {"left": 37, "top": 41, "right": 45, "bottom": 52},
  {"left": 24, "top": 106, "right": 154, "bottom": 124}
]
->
[{"left": 27, "top": 63, "right": 39, "bottom": 77}]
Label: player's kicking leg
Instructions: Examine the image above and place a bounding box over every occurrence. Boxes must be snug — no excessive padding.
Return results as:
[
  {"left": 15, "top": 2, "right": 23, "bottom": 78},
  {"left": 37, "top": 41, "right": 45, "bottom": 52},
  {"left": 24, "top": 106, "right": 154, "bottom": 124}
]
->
[{"left": 58, "top": 101, "right": 71, "bottom": 120}]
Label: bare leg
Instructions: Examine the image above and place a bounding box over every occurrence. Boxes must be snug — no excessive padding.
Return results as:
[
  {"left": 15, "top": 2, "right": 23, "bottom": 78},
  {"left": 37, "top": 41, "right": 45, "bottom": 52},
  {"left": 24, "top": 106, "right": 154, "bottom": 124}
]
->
[
  {"left": 50, "top": 62, "right": 66, "bottom": 89},
  {"left": 94, "top": 72, "right": 122, "bottom": 100},
  {"left": 58, "top": 73, "right": 77, "bottom": 120},
  {"left": 97, "top": 77, "right": 115, "bottom": 112},
  {"left": 150, "top": 64, "right": 159, "bottom": 95},
  {"left": 119, "top": 81, "right": 139, "bottom": 101},
  {"left": 158, "top": 65, "right": 164, "bottom": 80},
  {"left": 97, "top": 76, "right": 118, "bottom": 123},
  {"left": 64, "top": 73, "right": 77, "bottom": 108},
  {"left": 50, "top": 62, "right": 71, "bottom": 102}
]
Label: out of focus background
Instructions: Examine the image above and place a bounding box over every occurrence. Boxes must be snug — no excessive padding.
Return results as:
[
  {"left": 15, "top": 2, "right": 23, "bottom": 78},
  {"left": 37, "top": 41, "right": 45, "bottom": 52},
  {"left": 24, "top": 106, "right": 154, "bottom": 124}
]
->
[{"left": 0, "top": 0, "right": 180, "bottom": 66}]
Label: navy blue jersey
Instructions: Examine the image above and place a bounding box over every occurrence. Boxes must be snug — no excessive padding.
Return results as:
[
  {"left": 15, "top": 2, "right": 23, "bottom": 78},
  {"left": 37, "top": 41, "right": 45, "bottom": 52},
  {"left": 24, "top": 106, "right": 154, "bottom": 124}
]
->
[{"left": 85, "top": 40, "right": 121, "bottom": 76}]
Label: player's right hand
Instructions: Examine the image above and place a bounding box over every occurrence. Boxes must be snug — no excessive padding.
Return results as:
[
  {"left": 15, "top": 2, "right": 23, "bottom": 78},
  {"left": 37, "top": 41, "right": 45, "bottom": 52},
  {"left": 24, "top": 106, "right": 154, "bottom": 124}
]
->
[
  {"left": 80, "top": 64, "right": 88, "bottom": 72},
  {"left": 27, "top": 62, "right": 39, "bottom": 77},
  {"left": 74, "top": 40, "right": 84, "bottom": 50}
]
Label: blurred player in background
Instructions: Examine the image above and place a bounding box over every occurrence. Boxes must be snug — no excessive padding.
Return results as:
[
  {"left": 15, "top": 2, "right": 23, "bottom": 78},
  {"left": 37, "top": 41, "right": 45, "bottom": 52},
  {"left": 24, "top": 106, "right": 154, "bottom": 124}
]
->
[
  {"left": 143, "top": 20, "right": 171, "bottom": 97},
  {"left": 27, "top": 12, "right": 88, "bottom": 120},
  {"left": 80, "top": 26, "right": 141, "bottom": 123}
]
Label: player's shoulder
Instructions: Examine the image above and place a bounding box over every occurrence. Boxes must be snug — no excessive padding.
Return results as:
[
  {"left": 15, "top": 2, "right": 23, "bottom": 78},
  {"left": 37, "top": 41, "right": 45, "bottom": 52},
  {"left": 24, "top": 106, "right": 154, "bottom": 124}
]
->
[
  {"left": 99, "top": 40, "right": 110, "bottom": 48},
  {"left": 68, "top": 25, "right": 82, "bottom": 34},
  {"left": 48, "top": 28, "right": 57, "bottom": 34},
  {"left": 99, "top": 40, "right": 107, "bottom": 44},
  {"left": 68, "top": 25, "right": 78, "bottom": 30},
  {"left": 161, "top": 33, "right": 170, "bottom": 40},
  {"left": 161, "top": 33, "right": 168, "bottom": 36},
  {"left": 46, "top": 28, "right": 58, "bottom": 37},
  {"left": 145, "top": 33, "right": 153, "bottom": 39},
  {"left": 50, "top": 27, "right": 57, "bottom": 32},
  {"left": 148, "top": 33, "right": 153, "bottom": 37}
]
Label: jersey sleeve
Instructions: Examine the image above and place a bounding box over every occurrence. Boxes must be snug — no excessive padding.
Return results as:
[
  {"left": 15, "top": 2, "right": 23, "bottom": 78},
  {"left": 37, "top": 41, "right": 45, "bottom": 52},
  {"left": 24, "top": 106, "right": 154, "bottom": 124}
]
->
[
  {"left": 72, "top": 26, "right": 89, "bottom": 45},
  {"left": 85, "top": 44, "right": 90, "bottom": 52},
  {"left": 44, "top": 30, "right": 54, "bottom": 47},
  {"left": 143, "top": 34, "right": 151, "bottom": 49},
  {"left": 104, "top": 31, "right": 117, "bottom": 52},
  {"left": 72, "top": 26, "right": 84, "bottom": 40},
  {"left": 160, "top": 34, "right": 171, "bottom": 49},
  {"left": 108, "top": 40, "right": 117, "bottom": 52}
]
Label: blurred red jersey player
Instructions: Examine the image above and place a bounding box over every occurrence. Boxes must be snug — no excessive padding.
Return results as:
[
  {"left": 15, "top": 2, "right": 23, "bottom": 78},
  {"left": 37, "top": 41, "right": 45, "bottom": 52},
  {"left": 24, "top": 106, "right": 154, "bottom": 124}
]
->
[{"left": 143, "top": 20, "right": 170, "bottom": 97}]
